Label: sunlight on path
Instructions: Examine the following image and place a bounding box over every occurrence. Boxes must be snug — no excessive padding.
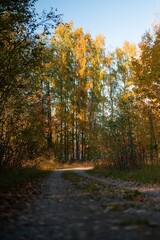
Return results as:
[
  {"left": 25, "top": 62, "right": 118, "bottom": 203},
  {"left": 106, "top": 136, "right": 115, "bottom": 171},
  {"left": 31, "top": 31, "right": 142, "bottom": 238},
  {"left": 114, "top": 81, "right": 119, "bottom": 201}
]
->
[{"left": 54, "top": 167, "right": 93, "bottom": 172}]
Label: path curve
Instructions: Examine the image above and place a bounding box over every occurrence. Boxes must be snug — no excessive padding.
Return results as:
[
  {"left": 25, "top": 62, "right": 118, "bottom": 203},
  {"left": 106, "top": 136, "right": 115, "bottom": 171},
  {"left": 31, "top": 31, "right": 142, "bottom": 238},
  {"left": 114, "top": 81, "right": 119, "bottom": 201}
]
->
[{"left": 70, "top": 167, "right": 160, "bottom": 202}]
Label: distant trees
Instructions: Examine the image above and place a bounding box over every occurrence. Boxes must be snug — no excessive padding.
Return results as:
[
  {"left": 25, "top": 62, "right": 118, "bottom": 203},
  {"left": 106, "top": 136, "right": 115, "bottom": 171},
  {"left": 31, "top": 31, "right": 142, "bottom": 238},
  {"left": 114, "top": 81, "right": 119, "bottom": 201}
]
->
[
  {"left": 100, "top": 27, "right": 160, "bottom": 169},
  {"left": 48, "top": 23, "right": 106, "bottom": 161},
  {"left": 41, "top": 23, "right": 159, "bottom": 169},
  {"left": 99, "top": 42, "right": 138, "bottom": 169}
]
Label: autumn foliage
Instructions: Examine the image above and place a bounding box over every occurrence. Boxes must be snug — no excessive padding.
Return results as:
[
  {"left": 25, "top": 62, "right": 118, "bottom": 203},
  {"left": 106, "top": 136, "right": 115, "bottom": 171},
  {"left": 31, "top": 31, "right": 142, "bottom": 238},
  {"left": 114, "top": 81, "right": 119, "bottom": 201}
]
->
[{"left": 0, "top": 1, "right": 159, "bottom": 169}]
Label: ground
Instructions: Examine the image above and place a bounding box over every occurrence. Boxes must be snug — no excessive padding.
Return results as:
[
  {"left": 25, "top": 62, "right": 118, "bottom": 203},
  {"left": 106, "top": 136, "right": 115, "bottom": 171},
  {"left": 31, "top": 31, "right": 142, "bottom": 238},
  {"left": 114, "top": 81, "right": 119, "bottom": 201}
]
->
[{"left": 1, "top": 167, "right": 160, "bottom": 240}]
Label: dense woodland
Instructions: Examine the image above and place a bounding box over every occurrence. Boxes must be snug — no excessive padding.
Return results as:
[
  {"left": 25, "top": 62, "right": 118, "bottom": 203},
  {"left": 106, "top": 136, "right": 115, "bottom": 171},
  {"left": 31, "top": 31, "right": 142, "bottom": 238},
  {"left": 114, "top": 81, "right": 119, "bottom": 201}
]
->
[{"left": 0, "top": 0, "right": 160, "bottom": 170}]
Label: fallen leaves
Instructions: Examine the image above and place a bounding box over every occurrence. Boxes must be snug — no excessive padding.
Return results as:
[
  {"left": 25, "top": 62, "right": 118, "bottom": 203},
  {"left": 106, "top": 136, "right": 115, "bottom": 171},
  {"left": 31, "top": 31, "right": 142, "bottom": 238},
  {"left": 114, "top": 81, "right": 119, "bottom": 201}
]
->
[{"left": 0, "top": 176, "right": 46, "bottom": 221}]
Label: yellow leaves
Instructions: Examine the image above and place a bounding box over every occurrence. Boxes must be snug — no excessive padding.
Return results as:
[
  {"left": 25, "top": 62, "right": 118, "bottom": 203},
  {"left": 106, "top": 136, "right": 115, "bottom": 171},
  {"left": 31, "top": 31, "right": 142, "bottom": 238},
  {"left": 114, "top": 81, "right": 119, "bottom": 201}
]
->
[
  {"left": 105, "top": 56, "right": 113, "bottom": 65},
  {"left": 43, "top": 76, "right": 49, "bottom": 82},
  {"left": 123, "top": 41, "right": 136, "bottom": 58},
  {"left": 79, "top": 57, "right": 86, "bottom": 67},
  {"left": 115, "top": 42, "right": 137, "bottom": 70},
  {"left": 52, "top": 22, "right": 73, "bottom": 47},
  {"left": 78, "top": 57, "right": 87, "bottom": 77},
  {"left": 62, "top": 52, "right": 66, "bottom": 64},
  {"left": 95, "top": 34, "right": 105, "bottom": 48},
  {"left": 126, "top": 80, "right": 134, "bottom": 87},
  {"left": 100, "top": 71, "right": 105, "bottom": 80},
  {"left": 79, "top": 68, "right": 85, "bottom": 78},
  {"left": 51, "top": 78, "right": 56, "bottom": 88},
  {"left": 116, "top": 48, "right": 123, "bottom": 58},
  {"left": 77, "top": 110, "right": 86, "bottom": 121},
  {"left": 54, "top": 23, "right": 68, "bottom": 36},
  {"left": 75, "top": 50, "right": 83, "bottom": 59},
  {"left": 44, "top": 62, "right": 53, "bottom": 70},
  {"left": 121, "top": 92, "right": 134, "bottom": 101},
  {"left": 74, "top": 27, "right": 83, "bottom": 37},
  {"left": 132, "top": 26, "right": 160, "bottom": 114},
  {"left": 85, "top": 80, "right": 93, "bottom": 90},
  {"left": 150, "top": 98, "right": 158, "bottom": 103}
]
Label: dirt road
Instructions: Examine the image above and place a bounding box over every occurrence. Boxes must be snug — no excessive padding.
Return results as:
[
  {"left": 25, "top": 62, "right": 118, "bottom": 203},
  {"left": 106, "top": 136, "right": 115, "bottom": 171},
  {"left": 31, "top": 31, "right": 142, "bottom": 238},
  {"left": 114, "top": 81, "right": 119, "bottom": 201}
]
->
[{"left": 1, "top": 167, "right": 160, "bottom": 240}]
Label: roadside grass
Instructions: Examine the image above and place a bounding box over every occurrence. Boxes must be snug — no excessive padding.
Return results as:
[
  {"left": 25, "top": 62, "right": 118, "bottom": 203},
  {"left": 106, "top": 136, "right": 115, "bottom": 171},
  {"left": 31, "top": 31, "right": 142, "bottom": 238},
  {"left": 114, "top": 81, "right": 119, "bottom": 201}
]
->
[
  {"left": 87, "top": 164, "right": 160, "bottom": 185},
  {"left": 62, "top": 171, "right": 104, "bottom": 195},
  {"left": 0, "top": 167, "right": 53, "bottom": 190},
  {"left": 0, "top": 158, "right": 54, "bottom": 190}
]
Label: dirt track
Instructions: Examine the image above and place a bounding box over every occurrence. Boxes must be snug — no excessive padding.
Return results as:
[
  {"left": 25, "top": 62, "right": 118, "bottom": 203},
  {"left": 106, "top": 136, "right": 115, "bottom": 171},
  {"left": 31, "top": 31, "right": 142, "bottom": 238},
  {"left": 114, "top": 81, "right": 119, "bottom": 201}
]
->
[{"left": 1, "top": 167, "right": 160, "bottom": 240}]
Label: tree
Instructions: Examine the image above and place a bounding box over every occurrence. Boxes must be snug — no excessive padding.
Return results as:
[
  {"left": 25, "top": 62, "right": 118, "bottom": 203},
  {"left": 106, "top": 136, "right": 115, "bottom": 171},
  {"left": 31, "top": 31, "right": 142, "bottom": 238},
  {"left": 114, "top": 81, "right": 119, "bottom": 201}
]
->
[
  {"left": 49, "top": 23, "right": 106, "bottom": 161},
  {"left": 100, "top": 42, "right": 139, "bottom": 169},
  {"left": 0, "top": 0, "right": 61, "bottom": 167},
  {"left": 132, "top": 25, "right": 160, "bottom": 164}
]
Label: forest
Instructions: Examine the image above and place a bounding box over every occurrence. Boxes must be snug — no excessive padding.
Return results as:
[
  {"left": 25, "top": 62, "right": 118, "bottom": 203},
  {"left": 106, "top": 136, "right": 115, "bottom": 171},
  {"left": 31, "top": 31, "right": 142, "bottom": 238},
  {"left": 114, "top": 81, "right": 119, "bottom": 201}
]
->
[{"left": 0, "top": 0, "right": 160, "bottom": 171}]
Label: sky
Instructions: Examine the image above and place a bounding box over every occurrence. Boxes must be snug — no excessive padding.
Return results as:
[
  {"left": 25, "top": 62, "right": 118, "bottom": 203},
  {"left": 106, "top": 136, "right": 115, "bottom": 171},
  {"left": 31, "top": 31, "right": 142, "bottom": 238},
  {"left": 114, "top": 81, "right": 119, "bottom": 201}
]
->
[{"left": 35, "top": 0, "right": 160, "bottom": 50}]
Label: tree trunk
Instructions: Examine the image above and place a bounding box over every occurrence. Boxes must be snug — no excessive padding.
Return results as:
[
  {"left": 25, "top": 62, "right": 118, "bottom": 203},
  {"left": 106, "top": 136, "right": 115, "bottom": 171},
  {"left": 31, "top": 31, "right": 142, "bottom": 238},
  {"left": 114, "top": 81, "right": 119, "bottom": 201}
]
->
[{"left": 46, "top": 82, "right": 52, "bottom": 148}]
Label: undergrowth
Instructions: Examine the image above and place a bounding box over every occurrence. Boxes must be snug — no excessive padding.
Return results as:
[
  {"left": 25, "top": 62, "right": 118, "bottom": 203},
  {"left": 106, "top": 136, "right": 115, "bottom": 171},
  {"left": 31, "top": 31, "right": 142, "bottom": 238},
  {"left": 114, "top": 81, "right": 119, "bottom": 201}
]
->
[
  {"left": 0, "top": 158, "right": 54, "bottom": 190},
  {"left": 0, "top": 167, "right": 53, "bottom": 190}
]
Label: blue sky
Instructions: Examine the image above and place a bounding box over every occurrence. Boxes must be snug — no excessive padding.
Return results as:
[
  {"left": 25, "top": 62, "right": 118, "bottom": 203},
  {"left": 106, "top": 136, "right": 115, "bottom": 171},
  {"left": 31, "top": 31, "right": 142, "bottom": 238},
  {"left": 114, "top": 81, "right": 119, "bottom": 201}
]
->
[{"left": 35, "top": 0, "right": 160, "bottom": 50}]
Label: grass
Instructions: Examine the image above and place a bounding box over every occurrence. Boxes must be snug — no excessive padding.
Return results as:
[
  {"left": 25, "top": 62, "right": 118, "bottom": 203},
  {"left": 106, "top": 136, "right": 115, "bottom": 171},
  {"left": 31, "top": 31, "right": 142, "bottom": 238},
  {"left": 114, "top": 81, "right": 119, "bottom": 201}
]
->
[
  {"left": 0, "top": 159, "right": 54, "bottom": 190},
  {"left": 0, "top": 167, "right": 52, "bottom": 190},
  {"left": 87, "top": 164, "right": 160, "bottom": 185},
  {"left": 62, "top": 171, "right": 105, "bottom": 195}
]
